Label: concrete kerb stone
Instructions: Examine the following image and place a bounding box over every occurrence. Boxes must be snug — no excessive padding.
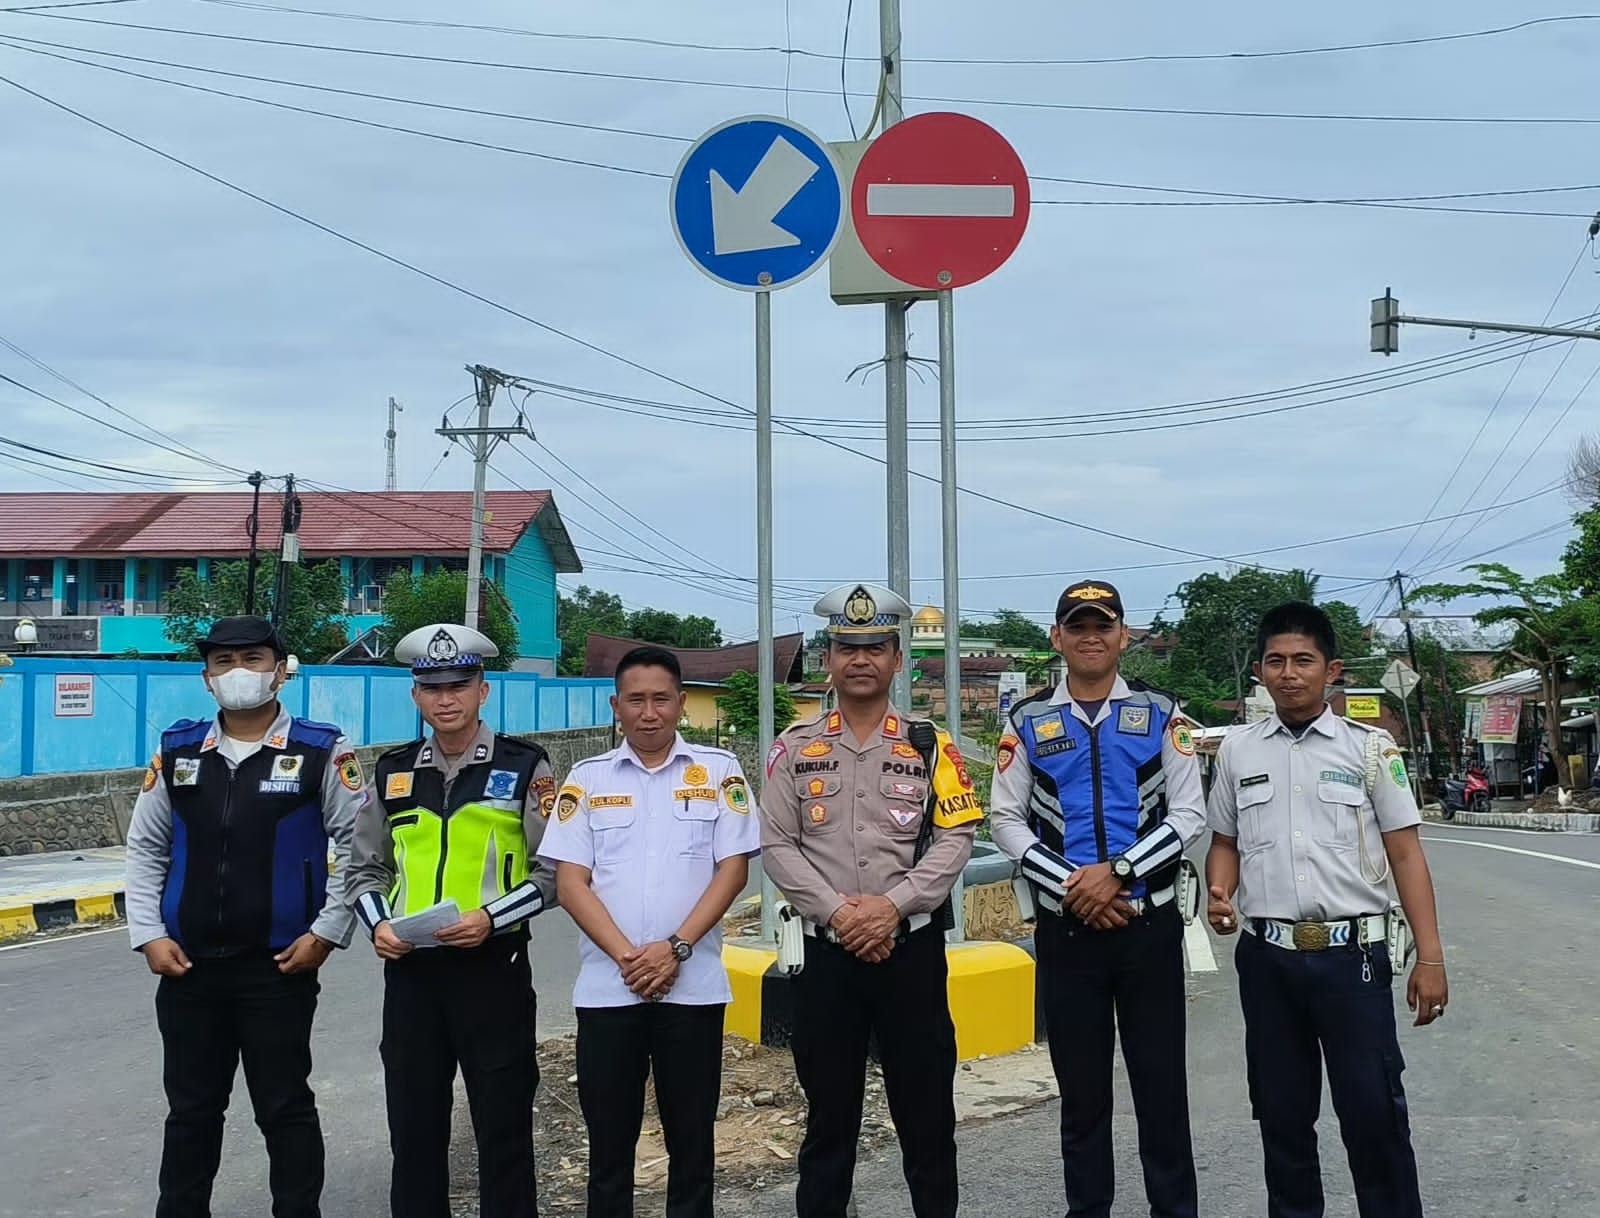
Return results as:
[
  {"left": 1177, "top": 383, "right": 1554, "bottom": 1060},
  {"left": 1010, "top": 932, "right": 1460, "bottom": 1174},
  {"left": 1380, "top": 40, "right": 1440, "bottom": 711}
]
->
[
  {"left": 1424, "top": 808, "right": 1600, "bottom": 832},
  {"left": 0, "top": 892, "right": 127, "bottom": 943}
]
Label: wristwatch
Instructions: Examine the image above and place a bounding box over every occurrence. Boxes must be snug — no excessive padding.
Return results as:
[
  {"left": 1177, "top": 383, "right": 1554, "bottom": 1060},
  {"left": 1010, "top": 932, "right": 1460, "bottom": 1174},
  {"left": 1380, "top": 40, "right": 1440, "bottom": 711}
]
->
[
  {"left": 1110, "top": 855, "right": 1135, "bottom": 881},
  {"left": 668, "top": 934, "right": 693, "bottom": 962}
]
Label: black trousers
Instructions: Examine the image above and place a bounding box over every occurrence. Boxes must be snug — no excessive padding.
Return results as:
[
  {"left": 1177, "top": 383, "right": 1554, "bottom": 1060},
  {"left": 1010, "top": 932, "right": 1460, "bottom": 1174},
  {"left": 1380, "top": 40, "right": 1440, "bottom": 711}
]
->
[
  {"left": 1235, "top": 929, "right": 1423, "bottom": 1218},
  {"left": 790, "top": 925, "right": 958, "bottom": 1218},
  {"left": 1035, "top": 901, "right": 1198, "bottom": 1218},
  {"left": 154, "top": 951, "right": 323, "bottom": 1218},
  {"left": 381, "top": 937, "right": 540, "bottom": 1218},
  {"left": 575, "top": 1001, "right": 726, "bottom": 1218}
]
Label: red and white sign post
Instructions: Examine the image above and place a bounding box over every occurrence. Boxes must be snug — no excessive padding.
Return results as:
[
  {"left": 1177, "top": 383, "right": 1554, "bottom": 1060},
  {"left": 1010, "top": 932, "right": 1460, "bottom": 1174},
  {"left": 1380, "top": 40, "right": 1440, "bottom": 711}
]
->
[{"left": 852, "top": 112, "right": 1031, "bottom": 814}]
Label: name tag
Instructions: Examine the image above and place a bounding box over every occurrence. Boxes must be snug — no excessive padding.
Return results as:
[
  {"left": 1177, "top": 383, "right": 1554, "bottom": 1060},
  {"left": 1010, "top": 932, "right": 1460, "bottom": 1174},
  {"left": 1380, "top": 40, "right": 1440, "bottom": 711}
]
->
[
  {"left": 1318, "top": 770, "right": 1362, "bottom": 789},
  {"left": 1239, "top": 773, "right": 1270, "bottom": 789},
  {"left": 258, "top": 779, "right": 302, "bottom": 795},
  {"left": 1036, "top": 738, "right": 1076, "bottom": 758},
  {"left": 674, "top": 787, "right": 718, "bottom": 801},
  {"left": 590, "top": 794, "right": 633, "bottom": 809}
]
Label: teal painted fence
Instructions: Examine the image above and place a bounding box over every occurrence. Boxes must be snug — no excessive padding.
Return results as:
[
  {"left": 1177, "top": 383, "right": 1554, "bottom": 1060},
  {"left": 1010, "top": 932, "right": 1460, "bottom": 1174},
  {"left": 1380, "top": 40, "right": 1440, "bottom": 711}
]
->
[{"left": 0, "top": 657, "right": 614, "bottom": 777}]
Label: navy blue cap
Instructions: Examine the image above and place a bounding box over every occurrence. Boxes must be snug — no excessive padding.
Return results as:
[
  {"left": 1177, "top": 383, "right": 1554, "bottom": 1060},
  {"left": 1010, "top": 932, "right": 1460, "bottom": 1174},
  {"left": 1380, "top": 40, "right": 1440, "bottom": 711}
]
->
[{"left": 197, "top": 615, "right": 285, "bottom": 658}]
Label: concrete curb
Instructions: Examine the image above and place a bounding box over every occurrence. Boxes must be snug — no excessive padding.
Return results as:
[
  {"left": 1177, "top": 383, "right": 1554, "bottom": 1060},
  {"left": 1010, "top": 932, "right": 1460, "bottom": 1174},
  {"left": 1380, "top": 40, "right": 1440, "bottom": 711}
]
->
[
  {"left": 0, "top": 890, "right": 125, "bottom": 941},
  {"left": 1424, "top": 809, "right": 1600, "bottom": 832}
]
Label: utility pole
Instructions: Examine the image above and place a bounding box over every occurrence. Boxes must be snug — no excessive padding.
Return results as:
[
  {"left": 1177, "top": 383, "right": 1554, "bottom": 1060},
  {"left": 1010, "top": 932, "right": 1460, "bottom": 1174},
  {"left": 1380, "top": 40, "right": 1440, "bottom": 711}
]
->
[
  {"left": 437, "top": 366, "right": 535, "bottom": 630},
  {"left": 881, "top": 0, "right": 913, "bottom": 709},
  {"left": 244, "top": 470, "right": 265, "bottom": 615},
  {"left": 271, "top": 475, "right": 301, "bottom": 632},
  {"left": 1393, "top": 572, "right": 1435, "bottom": 780},
  {"left": 385, "top": 397, "right": 403, "bottom": 492}
]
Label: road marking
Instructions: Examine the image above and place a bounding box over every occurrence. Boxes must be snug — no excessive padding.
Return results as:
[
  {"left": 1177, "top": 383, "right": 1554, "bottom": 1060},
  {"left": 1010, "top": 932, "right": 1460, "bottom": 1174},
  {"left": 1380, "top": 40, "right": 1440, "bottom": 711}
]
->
[
  {"left": 1422, "top": 835, "right": 1600, "bottom": 871},
  {"left": 1183, "top": 915, "right": 1218, "bottom": 973},
  {"left": 865, "top": 183, "right": 1016, "bottom": 218},
  {"left": 0, "top": 925, "right": 123, "bottom": 953}
]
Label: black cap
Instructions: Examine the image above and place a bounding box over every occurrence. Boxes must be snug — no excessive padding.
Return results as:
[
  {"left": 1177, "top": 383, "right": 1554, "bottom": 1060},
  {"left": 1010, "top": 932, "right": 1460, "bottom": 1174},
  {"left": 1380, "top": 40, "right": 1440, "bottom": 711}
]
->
[
  {"left": 197, "top": 615, "right": 285, "bottom": 658},
  {"left": 1055, "top": 581, "right": 1125, "bottom": 623}
]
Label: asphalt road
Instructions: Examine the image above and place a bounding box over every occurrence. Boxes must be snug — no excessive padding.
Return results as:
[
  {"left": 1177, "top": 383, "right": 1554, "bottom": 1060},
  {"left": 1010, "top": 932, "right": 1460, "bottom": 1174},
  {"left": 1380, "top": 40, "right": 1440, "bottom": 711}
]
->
[{"left": 2, "top": 824, "right": 1596, "bottom": 1217}]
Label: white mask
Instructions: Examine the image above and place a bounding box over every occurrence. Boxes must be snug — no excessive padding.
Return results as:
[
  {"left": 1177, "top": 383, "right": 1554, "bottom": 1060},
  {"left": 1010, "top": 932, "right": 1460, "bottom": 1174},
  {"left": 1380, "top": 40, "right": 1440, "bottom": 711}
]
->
[{"left": 209, "top": 668, "right": 279, "bottom": 711}]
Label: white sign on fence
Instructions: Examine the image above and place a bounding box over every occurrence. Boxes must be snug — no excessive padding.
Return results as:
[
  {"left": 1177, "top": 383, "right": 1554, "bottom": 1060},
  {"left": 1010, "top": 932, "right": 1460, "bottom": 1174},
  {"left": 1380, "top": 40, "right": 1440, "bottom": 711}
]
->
[{"left": 53, "top": 673, "right": 95, "bottom": 717}]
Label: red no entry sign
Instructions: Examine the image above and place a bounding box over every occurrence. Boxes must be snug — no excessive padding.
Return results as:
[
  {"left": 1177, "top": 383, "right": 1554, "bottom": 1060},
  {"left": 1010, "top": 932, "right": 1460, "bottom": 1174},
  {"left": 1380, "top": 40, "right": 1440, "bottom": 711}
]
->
[{"left": 850, "top": 112, "right": 1030, "bottom": 291}]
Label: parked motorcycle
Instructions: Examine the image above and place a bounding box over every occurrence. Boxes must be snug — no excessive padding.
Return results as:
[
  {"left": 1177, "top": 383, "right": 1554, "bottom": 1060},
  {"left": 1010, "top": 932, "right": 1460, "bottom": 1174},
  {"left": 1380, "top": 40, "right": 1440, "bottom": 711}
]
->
[{"left": 1439, "top": 766, "right": 1490, "bottom": 819}]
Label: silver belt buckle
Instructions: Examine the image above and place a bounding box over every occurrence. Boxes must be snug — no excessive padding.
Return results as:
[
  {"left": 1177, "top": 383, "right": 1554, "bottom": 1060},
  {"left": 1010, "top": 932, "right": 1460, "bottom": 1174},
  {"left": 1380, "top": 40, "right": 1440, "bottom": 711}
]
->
[{"left": 1291, "top": 921, "right": 1332, "bottom": 951}]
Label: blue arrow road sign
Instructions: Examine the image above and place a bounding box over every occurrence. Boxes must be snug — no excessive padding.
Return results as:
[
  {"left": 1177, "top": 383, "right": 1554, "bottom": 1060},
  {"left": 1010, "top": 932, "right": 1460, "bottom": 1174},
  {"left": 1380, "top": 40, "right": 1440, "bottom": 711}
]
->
[{"left": 671, "top": 115, "right": 843, "bottom": 291}]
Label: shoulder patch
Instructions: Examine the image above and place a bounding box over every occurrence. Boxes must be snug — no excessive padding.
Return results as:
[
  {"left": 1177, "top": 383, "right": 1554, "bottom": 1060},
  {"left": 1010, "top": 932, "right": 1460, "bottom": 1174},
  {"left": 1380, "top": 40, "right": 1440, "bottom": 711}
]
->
[
  {"left": 721, "top": 773, "right": 751, "bottom": 814},
  {"left": 556, "top": 783, "right": 584, "bottom": 822},
  {"left": 766, "top": 738, "right": 788, "bottom": 777},
  {"left": 334, "top": 751, "right": 364, "bottom": 792},
  {"left": 997, "top": 733, "right": 1020, "bottom": 773},
  {"left": 1169, "top": 720, "right": 1196, "bottom": 757}
]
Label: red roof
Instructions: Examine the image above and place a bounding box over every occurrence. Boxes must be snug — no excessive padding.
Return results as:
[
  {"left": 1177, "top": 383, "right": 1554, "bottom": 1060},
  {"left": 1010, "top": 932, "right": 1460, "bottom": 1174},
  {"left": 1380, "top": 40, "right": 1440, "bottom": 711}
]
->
[
  {"left": 0, "top": 491, "right": 581, "bottom": 567},
  {"left": 583, "top": 632, "right": 805, "bottom": 684}
]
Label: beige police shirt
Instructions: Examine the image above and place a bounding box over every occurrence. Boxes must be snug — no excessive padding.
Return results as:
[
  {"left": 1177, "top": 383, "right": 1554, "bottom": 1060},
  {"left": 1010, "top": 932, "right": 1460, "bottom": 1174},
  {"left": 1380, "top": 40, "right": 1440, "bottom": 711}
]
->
[
  {"left": 1206, "top": 706, "right": 1420, "bottom": 922},
  {"left": 759, "top": 706, "right": 982, "bottom": 927}
]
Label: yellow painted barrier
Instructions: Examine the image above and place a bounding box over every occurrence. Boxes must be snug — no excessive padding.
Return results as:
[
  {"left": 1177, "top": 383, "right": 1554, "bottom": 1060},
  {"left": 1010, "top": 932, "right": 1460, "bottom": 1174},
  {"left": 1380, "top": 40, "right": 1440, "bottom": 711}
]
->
[
  {"left": 723, "top": 943, "right": 776, "bottom": 1044},
  {"left": 75, "top": 894, "right": 119, "bottom": 923},
  {"left": 0, "top": 904, "right": 38, "bottom": 941},
  {"left": 946, "top": 940, "right": 1036, "bottom": 1061}
]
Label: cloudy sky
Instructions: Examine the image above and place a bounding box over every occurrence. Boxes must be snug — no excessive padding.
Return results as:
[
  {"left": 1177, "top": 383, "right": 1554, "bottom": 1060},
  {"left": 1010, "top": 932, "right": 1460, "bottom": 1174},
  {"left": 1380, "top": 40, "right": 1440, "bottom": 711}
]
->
[{"left": 3, "top": 0, "right": 1599, "bottom": 641}]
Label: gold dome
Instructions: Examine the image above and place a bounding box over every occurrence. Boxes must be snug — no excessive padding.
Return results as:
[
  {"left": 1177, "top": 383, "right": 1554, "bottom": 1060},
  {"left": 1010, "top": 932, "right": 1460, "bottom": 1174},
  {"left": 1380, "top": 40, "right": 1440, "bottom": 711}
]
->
[{"left": 912, "top": 605, "right": 945, "bottom": 626}]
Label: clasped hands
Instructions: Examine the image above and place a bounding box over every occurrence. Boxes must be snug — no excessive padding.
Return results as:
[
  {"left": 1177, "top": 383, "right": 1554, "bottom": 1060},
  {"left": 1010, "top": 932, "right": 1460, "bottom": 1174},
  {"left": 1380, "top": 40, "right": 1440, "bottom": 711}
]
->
[
  {"left": 828, "top": 893, "right": 903, "bottom": 962},
  {"left": 1060, "top": 861, "right": 1138, "bottom": 930}
]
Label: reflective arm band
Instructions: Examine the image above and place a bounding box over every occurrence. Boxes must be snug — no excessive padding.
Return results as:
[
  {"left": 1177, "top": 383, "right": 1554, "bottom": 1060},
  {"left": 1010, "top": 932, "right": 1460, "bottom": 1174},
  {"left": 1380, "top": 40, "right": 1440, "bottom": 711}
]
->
[
  {"left": 485, "top": 882, "right": 545, "bottom": 931},
  {"left": 354, "top": 892, "right": 390, "bottom": 937}
]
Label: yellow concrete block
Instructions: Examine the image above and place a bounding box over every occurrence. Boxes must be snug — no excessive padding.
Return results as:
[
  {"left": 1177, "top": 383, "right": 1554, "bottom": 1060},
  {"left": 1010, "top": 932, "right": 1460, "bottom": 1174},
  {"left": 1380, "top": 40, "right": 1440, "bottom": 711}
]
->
[
  {"left": 75, "top": 894, "right": 119, "bottom": 923},
  {"left": 0, "top": 904, "right": 38, "bottom": 941},
  {"left": 723, "top": 943, "right": 776, "bottom": 1044},
  {"left": 946, "top": 940, "right": 1036, "bottom": 1061}
]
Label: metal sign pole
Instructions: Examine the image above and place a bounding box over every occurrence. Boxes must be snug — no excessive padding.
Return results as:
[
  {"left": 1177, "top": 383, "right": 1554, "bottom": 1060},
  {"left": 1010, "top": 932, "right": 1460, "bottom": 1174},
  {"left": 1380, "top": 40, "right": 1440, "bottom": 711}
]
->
[
  {"left": 938, "top": 288, "right": 965, "bottom": 942},
  {"left": 756, "top": 288, "right": 779, "bottom": 943}
]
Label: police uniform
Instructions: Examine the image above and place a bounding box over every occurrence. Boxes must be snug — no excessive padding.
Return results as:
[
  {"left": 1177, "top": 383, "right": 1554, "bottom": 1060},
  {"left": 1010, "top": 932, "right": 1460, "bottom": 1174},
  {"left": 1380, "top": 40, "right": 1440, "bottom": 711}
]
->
[
  {"left": 989, "top": 582, "right": 1204, "bottom": 1218},
  {"left": 346, "top": 624, "right": 556, "bottom": 1218},
  {"left": 759, "top": 583, "right": 983, "bottom": 1218},
  {"left": 537, "top": 734, "right": 760, "bottom": 1218},
  {"left": 1207, "top": 706, "right": 1425, "bottom": 1218},
  {"left": 123, "top": 615, "right": 360, "bottom": 1218}
]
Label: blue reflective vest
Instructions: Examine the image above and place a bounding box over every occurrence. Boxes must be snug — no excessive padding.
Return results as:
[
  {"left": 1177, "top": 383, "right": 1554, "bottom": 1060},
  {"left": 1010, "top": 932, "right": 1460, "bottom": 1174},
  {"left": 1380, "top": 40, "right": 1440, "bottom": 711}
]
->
[
  {"left": 158, "top": 717, "right": 340, "bottom": 954},
  {"left": 1011, "top": 683, "right": 1180, "bottom": 896}
]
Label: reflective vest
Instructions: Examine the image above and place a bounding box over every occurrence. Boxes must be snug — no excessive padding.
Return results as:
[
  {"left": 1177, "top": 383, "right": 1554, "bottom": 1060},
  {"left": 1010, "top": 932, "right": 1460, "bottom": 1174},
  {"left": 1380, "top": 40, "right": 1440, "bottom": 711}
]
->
[
  {"left": 159, "top": 716, "right": 339, "bottom": 954},
  {"left": 1012, "top": 682, "right": 1180, "bottom": 896},
  {"left": 371, "top": 734, "right": 546, "bottom": 917}
]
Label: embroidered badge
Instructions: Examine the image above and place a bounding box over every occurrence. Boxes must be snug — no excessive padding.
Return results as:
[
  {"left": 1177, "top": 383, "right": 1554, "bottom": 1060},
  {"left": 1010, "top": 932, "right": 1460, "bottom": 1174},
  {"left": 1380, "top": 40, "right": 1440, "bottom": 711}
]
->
[
  {"left": 1036, "top": 738, "right": 1076, "bottom": 758},
  {"left": 808, "top": 777, "right": 827, "bottom": 797},
  {"left": 268, "top": 735, "right": 286, "bottom": 749},
  {"left": 172, "top": 757, "right": 201, "bottom": 787},
  {"left": 1035, "top": 717, "right": 1064, "bottom": 741},
  {"left": 722, "top": 774, "right": 751, "bottom": 814},
  {"left": 800, "top": 741, "right": 833, "bottom": 759},
  {"left": 385, "top": 772, "right": 414, "bottom": 800},
  {"left": 335, "top": 751, "right": 363, "bottom": 793},
  {"left": 1389, "top": 757, "right": 1409, "bottom": 789},
  {"left": 484, "top": 769, "right": 518, "bottom": 800},
  {"left": 891, "top": 781, "right": 918, "bottom": 797},
  {"left": 942, "top": 742, "right": 972, "bottom": 791},
  {"left": 683, "top": 763, "right": 709, "bottom": 786},
  {"left": 556, "top": 784, "right": 583, "bottom": 822},
  {"left": 534, "top": 774, "right": 557, "bottom": 818},
  {"left": 1319, "top": 770, "right": 1362, "bottom": 788},
  {"left": 765, "top": 739, "right": 788, "bottom": 777},
  {"left": 1170, "top": 721, "right": 1196, "bottom": 756},
  {"left": 1117, "top": 705, "right": 1151, "bottom": 736},
  {"left": 675, "top": 787, "right": 718, "bottom": 801},
  {"left": 825, "top": 710, "right": 843, "bottom": 735},
  {"left": 889, "top": 808, "right": 918, "bottom": 828},
  {"left": 473, "top": 742, "right": 490, "bottom": 763},
  {"left": 892, "top": 742, "right": 920, "bottom": 760},
  {"left": 808, "top": 802, "right": 828, "bottom": 826},
  {"left": 590, "top": 794, "right": 634, "bottom": 809},
  {"left": 997, "top": 734, "right": 1020, "bottom": 773},
  {"left": 275, "top": 754, "right": 304, "bottom": 779},
  {"left": 883, "top": 715, "right": 901, "bottom": 738}
]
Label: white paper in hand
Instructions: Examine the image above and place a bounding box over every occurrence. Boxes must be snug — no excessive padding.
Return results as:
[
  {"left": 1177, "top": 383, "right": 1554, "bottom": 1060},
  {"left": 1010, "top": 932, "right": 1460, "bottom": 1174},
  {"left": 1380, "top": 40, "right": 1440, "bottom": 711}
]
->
[{"left": 388, "top": 900, "right": 462, "bottom": 948}]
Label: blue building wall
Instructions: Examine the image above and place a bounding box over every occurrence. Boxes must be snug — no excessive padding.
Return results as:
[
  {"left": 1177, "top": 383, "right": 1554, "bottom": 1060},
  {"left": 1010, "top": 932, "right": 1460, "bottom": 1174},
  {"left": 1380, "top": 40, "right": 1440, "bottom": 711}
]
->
[
  {"left": 504, "top": 530, "right": 561, "bottom": 664},
  {"left": 0, "top": 657, "right": 613, "bottom": 777}
]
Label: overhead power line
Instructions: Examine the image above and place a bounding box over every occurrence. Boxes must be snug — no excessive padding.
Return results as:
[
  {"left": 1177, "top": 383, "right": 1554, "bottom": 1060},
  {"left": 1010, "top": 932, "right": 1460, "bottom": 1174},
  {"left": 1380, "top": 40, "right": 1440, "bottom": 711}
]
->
[
  {"left": 174, "top": 2, "right": 1600, "bottom": 69},
  {"left": 5, "top": 32, "right": 1598, "bottom": 222},
  {"left": 0, "top": 66, "right": 1543, "bottom": 580},
  {"left": 15, "top": 11, "right": 1600, "bottom": 128}
]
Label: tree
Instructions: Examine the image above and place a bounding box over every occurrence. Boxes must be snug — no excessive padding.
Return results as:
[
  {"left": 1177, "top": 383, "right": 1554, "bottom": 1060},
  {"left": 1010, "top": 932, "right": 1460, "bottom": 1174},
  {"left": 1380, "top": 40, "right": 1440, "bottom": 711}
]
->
[
  {"left": 380, "top": 569, "right": 519, "bottom": 670},
  {"left": 164, "top": 558, "right": 350, "bottom": 662},
  {"left": 626, "top": 608, "right": 723, "bottom": 650},
  {"left": 1412, "top": 562, "right": 1600, "bottom": 764},
  {"left": 1150, "top": 567, "right": 1368, "bottom": 724},
  {"left": 959, "top": 608, "right": 1050, "bottom": 651},
  {"left": 556, "top": 586, "right": 626, "bottom": 676},
  {"left": 716, "top": 669, "right": 797, "bottom": 737}
]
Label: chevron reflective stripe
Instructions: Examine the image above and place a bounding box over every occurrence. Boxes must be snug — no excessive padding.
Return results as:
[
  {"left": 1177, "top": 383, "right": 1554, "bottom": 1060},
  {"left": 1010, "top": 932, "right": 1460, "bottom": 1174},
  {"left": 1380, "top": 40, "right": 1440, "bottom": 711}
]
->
[
  {"left": 1123, "top": 823, "right": 1184, "bottom": 879},
  {"left": 1021, "top": 842, "right": 1075, "bottom": 893}
]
